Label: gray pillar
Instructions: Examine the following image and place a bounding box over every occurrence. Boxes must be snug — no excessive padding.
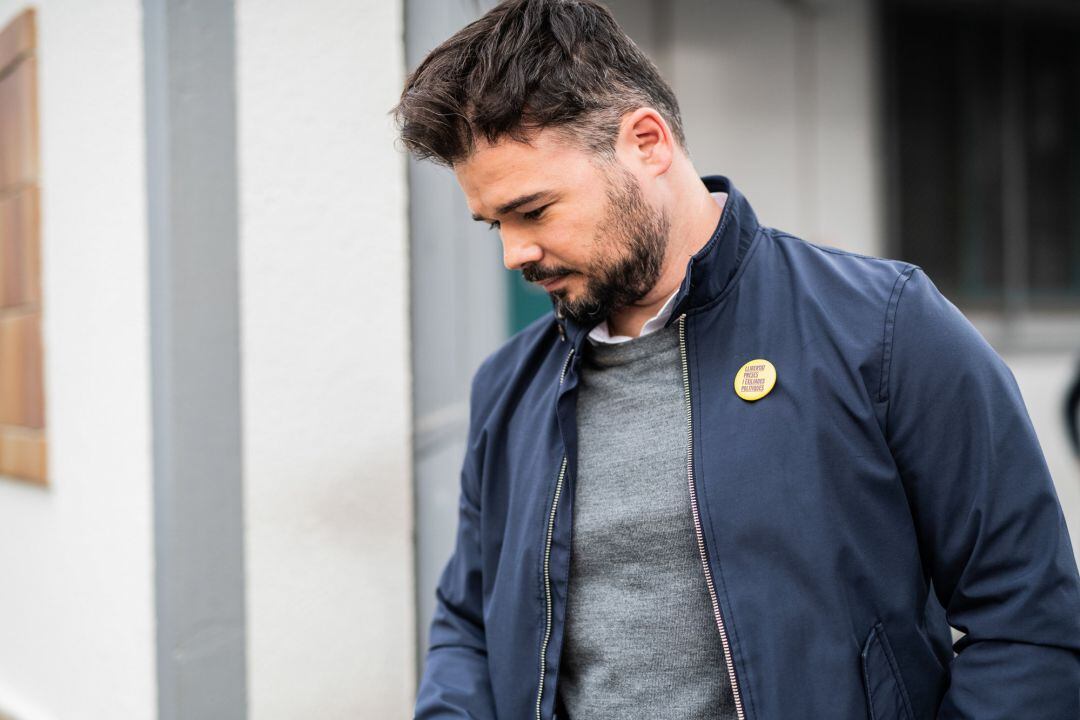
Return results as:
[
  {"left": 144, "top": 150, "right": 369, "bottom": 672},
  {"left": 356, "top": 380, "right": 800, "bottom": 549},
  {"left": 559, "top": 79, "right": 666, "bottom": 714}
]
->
[
  {"left": 143, "top": 1, "right": 247, "bottom": 718},
  {"left": 404, "top": 0, "right": 507, "bottom": 681}
]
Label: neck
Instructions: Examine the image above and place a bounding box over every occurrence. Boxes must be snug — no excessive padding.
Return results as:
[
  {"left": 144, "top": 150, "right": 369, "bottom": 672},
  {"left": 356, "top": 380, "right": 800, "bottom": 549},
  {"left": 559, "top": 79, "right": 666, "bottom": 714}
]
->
[{"left": 605, "top": 172, "right": 725, "bottom": 339}]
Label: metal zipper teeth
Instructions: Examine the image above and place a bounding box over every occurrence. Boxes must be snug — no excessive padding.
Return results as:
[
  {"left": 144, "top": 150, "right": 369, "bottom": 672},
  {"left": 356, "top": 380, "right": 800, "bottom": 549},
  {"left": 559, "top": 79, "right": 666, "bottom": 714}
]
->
[
  {"left": 558, "top": 346, "right": 575, "bottom": 385},
  {"left": 535, "top": 454, "right": 568, "bottom": 720},
  {"left": 678, "top": 313, "right": 746, "bottom": 720},
  {"left": 535, "top": 347, "right": 575, "bottom": 720}
]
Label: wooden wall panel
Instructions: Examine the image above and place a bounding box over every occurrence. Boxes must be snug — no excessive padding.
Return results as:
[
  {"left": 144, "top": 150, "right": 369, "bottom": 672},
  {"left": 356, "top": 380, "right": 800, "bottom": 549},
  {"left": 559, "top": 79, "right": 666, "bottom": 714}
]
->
[
  {"left": 0, "top": 5, "right": 34, "bottom": 73},
  {"left": 0, "top": 7, "right": 45, "bottom": 485},
  {"left": 0, "top": 186, "right": 40, "bottom": 307},
  {"left": 0, "top": 54, "right": 38, "bottom": 188},
  {"left": 0, "top": 427, "right": 46, "bottom": 485},
  {"left": 0, "top": 312, "right": 43, "bottom": 428}
]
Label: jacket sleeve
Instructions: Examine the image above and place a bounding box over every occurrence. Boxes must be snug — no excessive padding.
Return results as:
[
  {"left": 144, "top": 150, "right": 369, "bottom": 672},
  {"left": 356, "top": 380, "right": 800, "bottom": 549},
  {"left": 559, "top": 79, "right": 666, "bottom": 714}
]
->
[
  {"left": 884, "top": 266, "right": 1080, "bottom": 719},
  {"left": 414, "top": 361, "right": 498, "bottom": 720}
]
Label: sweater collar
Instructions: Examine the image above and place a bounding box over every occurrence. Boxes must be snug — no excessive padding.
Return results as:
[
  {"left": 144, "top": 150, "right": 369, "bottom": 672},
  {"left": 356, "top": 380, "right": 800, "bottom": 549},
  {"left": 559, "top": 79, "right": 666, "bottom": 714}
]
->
[{"left": 555, "top": 175, "right": 760, "bottom": 347}]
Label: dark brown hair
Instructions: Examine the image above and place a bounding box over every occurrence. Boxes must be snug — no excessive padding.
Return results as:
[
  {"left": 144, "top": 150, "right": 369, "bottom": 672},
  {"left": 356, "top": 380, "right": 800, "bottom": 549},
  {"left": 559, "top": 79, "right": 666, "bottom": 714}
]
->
[{"left": 392, "top": 0, "right": 686, "bottom": 166}]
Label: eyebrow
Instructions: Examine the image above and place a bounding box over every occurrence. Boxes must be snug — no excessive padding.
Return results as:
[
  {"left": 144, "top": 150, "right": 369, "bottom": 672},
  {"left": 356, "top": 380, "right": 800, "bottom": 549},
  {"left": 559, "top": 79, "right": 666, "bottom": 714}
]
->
[{"left": 471, "top": 191, "right": 555, "bottom": 222}]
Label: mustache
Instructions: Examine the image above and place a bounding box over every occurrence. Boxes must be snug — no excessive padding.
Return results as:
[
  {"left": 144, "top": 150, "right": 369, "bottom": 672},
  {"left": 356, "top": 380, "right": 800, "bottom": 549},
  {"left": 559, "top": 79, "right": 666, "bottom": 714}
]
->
[{"left": 521, "top": 264, "right": 573, "bottom": 284}]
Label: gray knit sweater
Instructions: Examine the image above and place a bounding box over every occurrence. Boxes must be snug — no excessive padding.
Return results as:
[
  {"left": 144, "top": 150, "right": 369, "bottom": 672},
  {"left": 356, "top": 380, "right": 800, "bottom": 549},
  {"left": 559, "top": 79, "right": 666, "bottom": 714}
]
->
[{"left": 556, "top": 322, "right": 738, "bottom": 719}]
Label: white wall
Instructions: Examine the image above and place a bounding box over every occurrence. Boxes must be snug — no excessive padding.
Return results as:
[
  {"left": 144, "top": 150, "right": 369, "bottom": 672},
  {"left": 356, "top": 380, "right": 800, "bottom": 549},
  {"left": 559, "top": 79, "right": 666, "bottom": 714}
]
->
[
  {"left": 609, "top": 0, "right": 883, "bottom": 256},
  {"left": 0, "top": 2, "right": 415, "bottom": 718},
  {"left": 236, "top": 1, "right": 415, "bottom": 718},
  {"left": 0, "top": 2, "right": 156, "bottom": 718}
]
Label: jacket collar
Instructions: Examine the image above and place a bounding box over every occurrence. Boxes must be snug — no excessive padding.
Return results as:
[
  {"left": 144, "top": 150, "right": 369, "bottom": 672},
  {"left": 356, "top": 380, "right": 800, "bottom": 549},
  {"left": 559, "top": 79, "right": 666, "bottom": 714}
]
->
[{"left": 555, "top": 175, "right": 760, "bottom": 347}]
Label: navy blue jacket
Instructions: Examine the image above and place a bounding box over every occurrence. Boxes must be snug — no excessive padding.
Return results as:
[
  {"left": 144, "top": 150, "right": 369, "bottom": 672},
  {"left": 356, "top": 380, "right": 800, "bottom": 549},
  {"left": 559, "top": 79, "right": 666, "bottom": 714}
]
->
[{"left": 414, "top": 176, "right": 1080, "bottom": 719}]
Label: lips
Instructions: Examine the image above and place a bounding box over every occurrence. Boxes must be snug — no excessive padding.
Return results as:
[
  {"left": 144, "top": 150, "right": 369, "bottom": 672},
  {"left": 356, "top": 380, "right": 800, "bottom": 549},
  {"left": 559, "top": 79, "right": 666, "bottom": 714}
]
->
[{"left": 537, "top": 275, "right": 568, "bottom": 290}]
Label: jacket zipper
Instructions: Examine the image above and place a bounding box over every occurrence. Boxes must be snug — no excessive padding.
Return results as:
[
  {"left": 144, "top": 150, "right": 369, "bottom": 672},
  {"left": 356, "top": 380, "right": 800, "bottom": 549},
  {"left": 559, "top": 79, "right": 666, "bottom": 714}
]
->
[
  {"left": 678, "top": 312, "right": 746, "bottom": 720},
  {"left": 535, "top": 347, "right": 575, "bottom": 720},
  {"left": 558, "top": 346, "right": 575, "bottom": 386}
]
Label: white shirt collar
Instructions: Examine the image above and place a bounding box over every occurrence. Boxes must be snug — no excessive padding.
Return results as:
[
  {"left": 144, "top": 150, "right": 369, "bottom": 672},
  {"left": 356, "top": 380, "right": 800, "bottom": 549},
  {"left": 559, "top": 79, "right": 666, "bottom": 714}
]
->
[{"left": 586, "top": 286, "right": 681, "bottom": 345}]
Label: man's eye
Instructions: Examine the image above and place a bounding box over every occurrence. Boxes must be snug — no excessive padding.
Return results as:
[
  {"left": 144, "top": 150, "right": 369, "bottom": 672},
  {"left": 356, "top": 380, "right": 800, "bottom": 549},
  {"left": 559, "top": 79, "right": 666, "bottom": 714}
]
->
[
  {"left": 523, "top": 205, "right": 549, "bottom": 221},
  {"left": 487, "top": 220, "right": 500, "bottom": 230}
]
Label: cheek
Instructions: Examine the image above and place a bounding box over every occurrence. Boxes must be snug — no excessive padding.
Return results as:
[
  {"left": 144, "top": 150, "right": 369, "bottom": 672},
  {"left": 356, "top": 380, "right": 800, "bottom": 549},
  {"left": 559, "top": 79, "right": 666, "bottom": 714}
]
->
[
  {"left": 538, "top": 223, "right": 581, "bottom": 262},
  {"left": 540, "top": 213, "right": 605, "bottom": 271},
  {"left": 563, "top": 217, "right": 606, "bottom": 255}
]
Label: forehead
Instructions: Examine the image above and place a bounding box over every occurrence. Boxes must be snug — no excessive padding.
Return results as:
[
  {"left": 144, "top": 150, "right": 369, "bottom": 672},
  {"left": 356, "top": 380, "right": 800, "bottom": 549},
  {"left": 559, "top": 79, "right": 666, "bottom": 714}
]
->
[{"left": 453, "top": 129, "right": 602, "bottom": 214}]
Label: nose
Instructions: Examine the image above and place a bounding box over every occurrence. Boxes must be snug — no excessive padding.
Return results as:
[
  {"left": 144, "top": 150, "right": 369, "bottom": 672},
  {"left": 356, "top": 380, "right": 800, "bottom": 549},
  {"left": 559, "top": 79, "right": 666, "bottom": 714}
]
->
[{"left": 500, "top": 228, "right": 543, "bottom": 271}]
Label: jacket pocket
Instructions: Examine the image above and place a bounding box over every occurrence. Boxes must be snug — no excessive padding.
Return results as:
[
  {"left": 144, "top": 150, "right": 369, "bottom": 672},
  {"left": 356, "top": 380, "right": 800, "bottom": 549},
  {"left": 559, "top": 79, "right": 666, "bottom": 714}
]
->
[{"left": 861, "top": 620, "right": 915, "bottom": 720}]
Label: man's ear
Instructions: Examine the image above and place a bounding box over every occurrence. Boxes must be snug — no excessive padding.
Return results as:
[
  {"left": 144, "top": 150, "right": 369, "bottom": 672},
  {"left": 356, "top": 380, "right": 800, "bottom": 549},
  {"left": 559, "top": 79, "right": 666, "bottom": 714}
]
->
[{"left": 615, "top": 107, "right": 674, "bottom": 178}]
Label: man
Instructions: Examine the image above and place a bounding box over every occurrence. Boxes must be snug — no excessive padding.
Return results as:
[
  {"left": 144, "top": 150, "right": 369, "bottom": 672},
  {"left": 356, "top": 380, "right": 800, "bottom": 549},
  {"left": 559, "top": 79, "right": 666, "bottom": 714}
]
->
[{"left": 393, "top": 1, "right": 1080, "bottom": 718}]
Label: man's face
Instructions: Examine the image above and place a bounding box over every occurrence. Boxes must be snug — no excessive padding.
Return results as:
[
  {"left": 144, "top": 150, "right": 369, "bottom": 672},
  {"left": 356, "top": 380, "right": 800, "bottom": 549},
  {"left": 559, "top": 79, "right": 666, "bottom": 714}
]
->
[{"left": 455, "top": 128, "right": 670, "bottom": 325}]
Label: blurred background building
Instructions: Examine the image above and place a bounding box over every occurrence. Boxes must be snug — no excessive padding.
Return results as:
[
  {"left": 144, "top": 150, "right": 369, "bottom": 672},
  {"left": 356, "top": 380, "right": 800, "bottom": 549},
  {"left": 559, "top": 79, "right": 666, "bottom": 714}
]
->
[{"left": 0, "top": 0, "right": 1076, "bottom": 717}]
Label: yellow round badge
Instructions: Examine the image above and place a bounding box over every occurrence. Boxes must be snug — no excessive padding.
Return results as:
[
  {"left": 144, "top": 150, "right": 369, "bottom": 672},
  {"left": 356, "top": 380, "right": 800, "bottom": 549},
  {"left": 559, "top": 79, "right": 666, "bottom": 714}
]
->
[{"left": 734, "top": 358, "right": 777, "bottom": 401}]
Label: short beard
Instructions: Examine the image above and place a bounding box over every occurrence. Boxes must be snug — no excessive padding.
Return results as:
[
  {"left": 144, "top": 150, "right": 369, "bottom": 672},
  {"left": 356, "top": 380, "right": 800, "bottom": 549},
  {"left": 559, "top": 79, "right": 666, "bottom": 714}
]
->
[{"left": 551, "top": 163, "right": 671, "bottom": 326}]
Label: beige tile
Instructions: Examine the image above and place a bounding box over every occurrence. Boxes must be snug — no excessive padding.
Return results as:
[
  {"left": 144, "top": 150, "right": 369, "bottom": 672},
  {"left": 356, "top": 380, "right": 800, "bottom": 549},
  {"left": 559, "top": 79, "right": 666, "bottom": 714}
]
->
[
  {"left": 0, "top": 311, "right": 43, "bottom": 427},
  {"left": 0, "top": 8, "right": 35, "bottom": 77},
  {"left": 0, "top": 186, "right": 40, "bottom": 308},
  {"left": 0, "top": 426, "right": 47, "bottom": 485},
  {"left": 21, "top": 185, "right": 39, "bottom": 304},
  {"left": 20, "top": 311, "right": 42, "bottom": 427},
  {"left": 0, "top": 313, "right": 22, "bottom": 425},
  {"left": 0, "top": 54, "right": 39, "bottom": 190}
]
